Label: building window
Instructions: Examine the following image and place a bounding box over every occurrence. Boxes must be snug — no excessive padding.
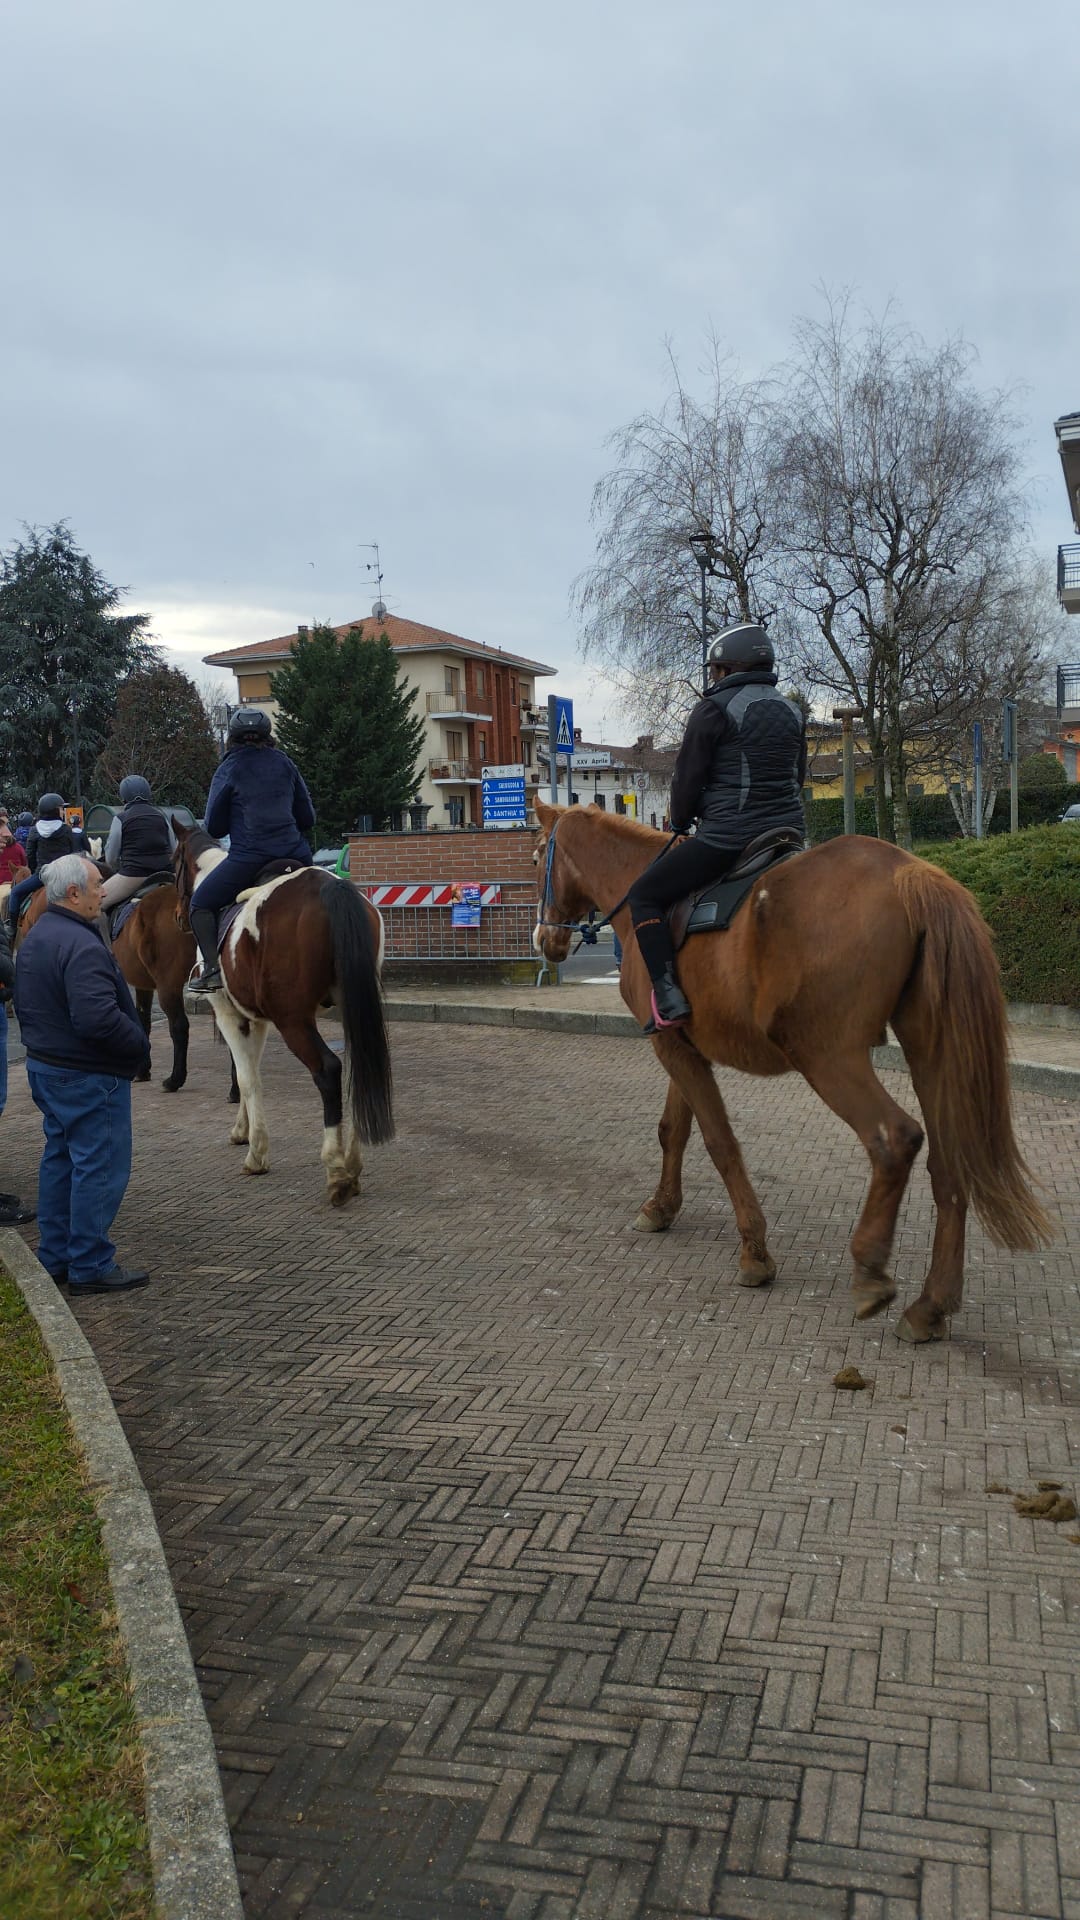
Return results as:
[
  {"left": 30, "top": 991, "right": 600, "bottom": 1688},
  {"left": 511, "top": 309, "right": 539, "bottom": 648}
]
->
[
  {"left": 478, "top": 731, "right": 487, "bottom": 760},
  {"left": 446, "top": 730, "right": 463, "bottom": 760},
  {"left": 510, "top": 678, "right": 517, "bottom": 703},
  {"left": 595, "top": 792, "right": 606, "bottom": 810},
  {"left": 522, "top": 741, "right": 532, "bottom": 768},
  {"left": 474, "top": 665, "right": 485, "bottom": 697},
  {"left": 447, "top": 797, "right": 465, "bottom": 827},
  {"left": 445, "top": 666, "right": 460, "bottom": 698}
]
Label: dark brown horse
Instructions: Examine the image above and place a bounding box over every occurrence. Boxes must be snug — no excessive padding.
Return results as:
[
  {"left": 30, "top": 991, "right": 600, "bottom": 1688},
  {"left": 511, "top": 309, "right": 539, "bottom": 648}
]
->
[
  {"left": 173, "top": 822, "right": 393, "bottom": 1204},
  {"left": 111, "top": 882, "right": 197, "bottom": 1091},
  {"left": 533, "top": 801, "right": 1052, "bottom": 1343}
]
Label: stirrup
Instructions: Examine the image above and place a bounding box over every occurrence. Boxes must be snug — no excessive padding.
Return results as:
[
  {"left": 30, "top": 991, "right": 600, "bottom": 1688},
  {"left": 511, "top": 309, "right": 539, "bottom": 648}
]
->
[
  {"left": 188, "top": 966, "right": 223, "bottom": 995},
  {"left": 643, "top": 987, "right": 691, "bottom": 1035}
]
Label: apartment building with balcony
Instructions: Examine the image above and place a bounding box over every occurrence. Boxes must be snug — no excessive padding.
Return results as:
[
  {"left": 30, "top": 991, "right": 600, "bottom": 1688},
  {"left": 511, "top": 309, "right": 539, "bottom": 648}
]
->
[
  {"left": 1056, "top": 412, "right": 1080, "bottom": 615},
  {"left": 204, "top": 608, "right": 555, "bottom": 828}
]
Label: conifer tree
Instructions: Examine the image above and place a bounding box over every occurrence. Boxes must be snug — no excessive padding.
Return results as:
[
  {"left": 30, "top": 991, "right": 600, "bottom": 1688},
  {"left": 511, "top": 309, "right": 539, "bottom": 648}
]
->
[
  {"left": 93, "top": 663, "right": 220, "bottom": 811},
  {"left": 271, "top": 622, "right": 426, "bottom": 839}
]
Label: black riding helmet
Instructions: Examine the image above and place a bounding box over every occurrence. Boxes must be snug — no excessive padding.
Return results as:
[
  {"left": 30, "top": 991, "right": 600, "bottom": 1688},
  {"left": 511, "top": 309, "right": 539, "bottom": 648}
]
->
[
  {"left": 707, "top": 623, "right": 775, "bottom": 675},
  {"left": 119, "top": 774, "right": 153, "bottom": 803},
  {"left": 37, "top": 792, "right": 65, "bottom": 819},
  {"left": 227, "top": 708, "right": 273, "bottom": 746}
]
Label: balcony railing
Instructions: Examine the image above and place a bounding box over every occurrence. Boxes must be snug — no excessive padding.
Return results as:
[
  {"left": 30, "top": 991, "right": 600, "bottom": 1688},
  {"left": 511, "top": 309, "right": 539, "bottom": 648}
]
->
[
  {"left": 426, "top": 692, "right": 493, "bottom": 719},
  {"left": 519, "top": 706, "right": 543, "bottom": 731},
  {"left": 428, "top": 758, "right": 482, "bottom": 782},
  {"left": 1058, "top": 543, "right": 1080, "bottom": 611}
]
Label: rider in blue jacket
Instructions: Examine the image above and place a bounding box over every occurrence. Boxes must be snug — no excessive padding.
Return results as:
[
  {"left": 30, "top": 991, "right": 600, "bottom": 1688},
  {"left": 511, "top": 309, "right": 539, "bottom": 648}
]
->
[{"left": 188, "top": 709, "right": 315, "bottom": 993}]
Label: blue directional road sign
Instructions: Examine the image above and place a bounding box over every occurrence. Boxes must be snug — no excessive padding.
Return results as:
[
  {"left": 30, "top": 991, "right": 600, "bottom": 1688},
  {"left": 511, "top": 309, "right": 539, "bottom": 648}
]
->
[
  {"left": 481, "top": 763, "right": 527, "bottom": 829},
  {"left": 552, "top": 697, "right": 574, "bottom": 755}
]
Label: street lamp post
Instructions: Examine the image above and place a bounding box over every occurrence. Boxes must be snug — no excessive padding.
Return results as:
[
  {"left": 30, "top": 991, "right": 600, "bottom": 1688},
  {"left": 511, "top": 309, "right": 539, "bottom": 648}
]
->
[
  {"left": 688, "top": 532, "right": 718, "bottom": 696},
  {"left": 832, "top": 707, "right": 861, "bottom": 835}
]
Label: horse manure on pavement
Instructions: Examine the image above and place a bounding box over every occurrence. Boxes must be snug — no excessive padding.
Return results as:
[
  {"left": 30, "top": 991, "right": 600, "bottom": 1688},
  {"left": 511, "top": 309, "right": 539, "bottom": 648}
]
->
[
  {"left": 832, "top": 1366, "right": 870, "bottom": 1391},
  {"left": 1036, "top": 1479, "right": 1064, "bottom": 1491},
  {"left": 1012, "top": 1490, "right": 1078, "bottom": 1523},
  {"left": 986, "top": 1482, "right": 1012, "bottom": 1495}
]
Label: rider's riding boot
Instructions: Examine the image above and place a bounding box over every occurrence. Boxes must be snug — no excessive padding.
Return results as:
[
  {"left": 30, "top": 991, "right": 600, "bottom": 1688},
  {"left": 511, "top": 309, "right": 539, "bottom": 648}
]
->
[
  {"left": 188, "top": 908, "right": 223, "bottom": 994},
  {"left": 644, "top": 963, "right": 692, "bottom": 1034}
]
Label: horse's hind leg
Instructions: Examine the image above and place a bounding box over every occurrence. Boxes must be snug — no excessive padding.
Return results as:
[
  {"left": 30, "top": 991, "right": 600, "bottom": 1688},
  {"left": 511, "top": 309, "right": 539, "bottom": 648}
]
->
[
  {"left": 159, "top": 991, "right": 190, "bottom": 1093},
  {"left": 890, "top": 1011, "right": 967, "bottom": 1344},
  {"left": 788, "top": 1047, "right": 924, "bottom": 1321},
  {"left": 635, "top": 1080, "right": 693, "bottom": 1232},
  {"left": 212, "top": 1000, "right": 270, "bottom": 1173},
  {"left": 279, "top": 1021, "right": 358, "bottom": 1207},
  {"left": 135, "top": 990, "right": 153, "bottom": 1083},
  {"left": 650, "top": 1034, "right": 775, "bottom": 1285}
]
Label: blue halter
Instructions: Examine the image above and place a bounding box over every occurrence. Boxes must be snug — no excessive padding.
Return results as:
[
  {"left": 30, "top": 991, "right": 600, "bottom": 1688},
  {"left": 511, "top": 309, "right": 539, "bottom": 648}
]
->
[{"left": 538, "top": 816, "right": 679, "bottom": 952}]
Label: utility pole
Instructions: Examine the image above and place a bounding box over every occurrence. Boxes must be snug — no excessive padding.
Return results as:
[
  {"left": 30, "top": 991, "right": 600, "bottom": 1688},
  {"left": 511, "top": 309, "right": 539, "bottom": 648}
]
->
[
  {"left": 688, "top": 532, "right": 718, "bottom": 696},
  {"left": 832, "top": 707, "right": 860, "bottom": 835},
  {"left": 973, "top": 721, "right": 984, "bottom": 840},
  {"left": 1002, "top": 699, "right": 1019, "bottom": 835}
]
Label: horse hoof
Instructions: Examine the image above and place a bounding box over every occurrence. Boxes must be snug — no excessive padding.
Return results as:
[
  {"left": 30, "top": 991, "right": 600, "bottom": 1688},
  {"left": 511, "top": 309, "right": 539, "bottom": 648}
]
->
[
  {"left": 242, "top": 1159, "right": 269, "bottom": 1177},
  {"left": 328, "top": 1184, "right": 354, "bottom": 1208},
  {"left": 136, "top": 1070, "right": 151, "bottom": 1084},
  {"left": 229, "top": 1129, "right": 248, "bottom": 1146},
  {"left": 897, "top": 1303, "right": 950, "bottom": 1344},
  {"left": 634, "top": 1208, "right": 671, "bottom": 1233},
  {"left": 161, "top": 1077, "right": 182, "bottom": 1093},
  {"left": 852, "top": 1275, "right": 897, "bottom": 1320},
  {"left": 228, "top": 1087, "right": 241, "bottom": 1105},
  {"left": 737, "top": 1255, "right": 775, "bottom": 1288}
]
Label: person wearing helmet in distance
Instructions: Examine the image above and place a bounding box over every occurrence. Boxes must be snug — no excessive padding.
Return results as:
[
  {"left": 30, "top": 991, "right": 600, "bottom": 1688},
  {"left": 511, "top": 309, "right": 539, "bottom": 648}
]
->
[
  {"left": 187, "top": 708, "right": 315, "bottom": 994},
  {"left": 100, "top": 776, "right": 177, "bottom": 916},
  {"left": 6, "top": 793, "right": 76, "bottom": 939},
  {"left": 627, "top": 623, "right": 807, "bottom": 1033}
]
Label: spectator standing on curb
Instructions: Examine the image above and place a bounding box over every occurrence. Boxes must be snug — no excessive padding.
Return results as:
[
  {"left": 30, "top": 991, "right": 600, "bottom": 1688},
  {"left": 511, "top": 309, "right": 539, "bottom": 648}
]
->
[
  {"left": 13, "top": 854, "right": 151, "bottom": 1292},
  {"left": 0, "top": 915, "right": 35, "bottom": 1226}
]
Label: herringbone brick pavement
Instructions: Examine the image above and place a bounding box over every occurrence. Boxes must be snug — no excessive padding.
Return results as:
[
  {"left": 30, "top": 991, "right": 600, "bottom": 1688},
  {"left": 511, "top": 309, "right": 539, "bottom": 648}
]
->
[{"left": 5, "top": 1023, "right": 1079, "bottom": 1919}]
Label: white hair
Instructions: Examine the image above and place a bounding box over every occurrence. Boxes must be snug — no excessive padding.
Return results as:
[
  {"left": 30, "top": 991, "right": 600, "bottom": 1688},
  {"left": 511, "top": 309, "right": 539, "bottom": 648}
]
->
[{"left": 43, "top": 854, "right": 97, "bottom": 903}]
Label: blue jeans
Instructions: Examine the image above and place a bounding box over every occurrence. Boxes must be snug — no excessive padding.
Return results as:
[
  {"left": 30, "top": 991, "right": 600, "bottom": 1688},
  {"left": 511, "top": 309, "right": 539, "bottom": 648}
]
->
[
  {"left": 7, "top": 872, "right": 43, "bottom": 933},
  {"left": 189, "top": 843, "right": 312, "bottom": 916},
  {"left": 25, "top": 1062, "right": 133, "bottom": 1281},
  {"left": 0, "top": 1003, "right": 8, "bottom": 1116}
]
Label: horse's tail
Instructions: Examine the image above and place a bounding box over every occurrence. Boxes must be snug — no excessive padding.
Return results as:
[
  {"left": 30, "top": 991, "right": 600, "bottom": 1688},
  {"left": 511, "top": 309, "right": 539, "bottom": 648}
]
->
[
  {"left": 893, "top": 860, "right": 1052, "bottom": 1250},
  {"left": 323, "top": 877, "right": 395, "bottom": 1146}
]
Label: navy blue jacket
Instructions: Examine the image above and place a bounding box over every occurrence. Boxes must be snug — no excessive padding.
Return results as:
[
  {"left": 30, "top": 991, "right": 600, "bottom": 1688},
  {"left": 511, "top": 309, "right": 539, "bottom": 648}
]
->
[
  {"left": 669, "top": 670, "right": 807, "bottom": 850},
  {"left": 204, "top": 744, "right": 315, "bottom": 860},
  {"left": 14, "top": 905, "right": 150, "bottom": 1079}
]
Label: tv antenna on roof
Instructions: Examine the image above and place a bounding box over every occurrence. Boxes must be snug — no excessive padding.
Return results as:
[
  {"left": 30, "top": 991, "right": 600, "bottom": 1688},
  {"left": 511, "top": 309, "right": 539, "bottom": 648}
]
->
[{"left": 359, "top": 541, "right": 388, "bottom": 620}]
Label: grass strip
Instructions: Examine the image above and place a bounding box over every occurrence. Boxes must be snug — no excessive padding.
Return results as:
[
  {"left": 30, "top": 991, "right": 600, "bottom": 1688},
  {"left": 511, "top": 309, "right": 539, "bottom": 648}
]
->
[{"left": 0, "top": 1266, "right": 153, "bottom": 1919}]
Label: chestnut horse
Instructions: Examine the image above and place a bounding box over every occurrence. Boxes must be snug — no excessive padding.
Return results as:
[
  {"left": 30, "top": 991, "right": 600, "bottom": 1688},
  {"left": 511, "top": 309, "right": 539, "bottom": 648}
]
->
[
  {"left": 533, "top": 801, "right": 1052, "bottom": 1343},
  {"left": 111, "top": 883, "right": 197, "bottom": 1091},
  {"left": 173, "top": 822, "right": 393, "bottom": 1204}
]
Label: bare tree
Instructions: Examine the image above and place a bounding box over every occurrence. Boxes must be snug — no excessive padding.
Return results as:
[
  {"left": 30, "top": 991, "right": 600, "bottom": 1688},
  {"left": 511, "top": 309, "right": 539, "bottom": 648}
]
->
[
  {"left": 777, "top": 296, "right": 1029, "bottom": 846},
  {"left": 573, "top": 340, "right": 781, "bottom": 735}
]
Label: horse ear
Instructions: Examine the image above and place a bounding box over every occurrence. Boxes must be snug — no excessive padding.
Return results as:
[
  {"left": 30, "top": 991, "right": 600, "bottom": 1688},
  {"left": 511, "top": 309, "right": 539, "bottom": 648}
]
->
[
  {"left": 171, "top": 816, "right": 189, "bottom": 837},
  {"left": 534, "top": 799, "right": 557, "bottom": 829}
]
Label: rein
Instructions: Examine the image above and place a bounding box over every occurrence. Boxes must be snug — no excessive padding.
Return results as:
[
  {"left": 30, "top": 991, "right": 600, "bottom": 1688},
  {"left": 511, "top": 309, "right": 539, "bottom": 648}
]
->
[{"left": 539, "top": 818, "right": 680, "bottom": 953}]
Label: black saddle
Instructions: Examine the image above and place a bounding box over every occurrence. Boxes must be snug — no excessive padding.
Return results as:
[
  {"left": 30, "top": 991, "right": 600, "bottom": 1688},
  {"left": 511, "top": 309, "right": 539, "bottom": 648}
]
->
[
  {"left": 669, "top": 827, "right": 805, "bottom": 951},
  {"left": 106, "top": 872, "right": 175, "bottom": 940}
]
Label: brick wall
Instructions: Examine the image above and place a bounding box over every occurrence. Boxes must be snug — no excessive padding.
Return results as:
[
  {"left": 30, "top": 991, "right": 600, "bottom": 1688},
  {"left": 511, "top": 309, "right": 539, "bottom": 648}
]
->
[{"left": 347, "top": 829, "right": 537, "bottom": 961}]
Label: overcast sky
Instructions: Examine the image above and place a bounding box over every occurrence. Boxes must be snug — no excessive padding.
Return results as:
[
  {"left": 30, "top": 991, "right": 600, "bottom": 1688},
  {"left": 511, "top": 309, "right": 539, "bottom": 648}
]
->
[{"left": 2, "top": 0, "right": 1074, "bottom": 740}]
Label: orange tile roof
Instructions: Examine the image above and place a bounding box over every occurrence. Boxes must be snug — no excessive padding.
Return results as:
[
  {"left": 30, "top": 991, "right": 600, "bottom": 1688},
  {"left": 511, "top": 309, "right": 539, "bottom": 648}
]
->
[{"left": 204, "top": 611, "right": 555, "bottom": 677}]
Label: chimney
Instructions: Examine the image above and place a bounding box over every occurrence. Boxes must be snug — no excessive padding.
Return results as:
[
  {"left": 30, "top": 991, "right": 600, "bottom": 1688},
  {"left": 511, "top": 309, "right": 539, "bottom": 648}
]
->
[{"left": 635, "top": 733, "right": 654, "bottom": 751}]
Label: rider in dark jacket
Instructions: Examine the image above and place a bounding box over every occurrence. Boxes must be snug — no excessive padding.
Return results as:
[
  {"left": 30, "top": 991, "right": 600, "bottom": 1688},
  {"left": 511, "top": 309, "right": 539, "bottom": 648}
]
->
[
  {"left": 7, "top": 794, "right": 75, "bottom": 939},
  {"left": 100, "top": 776, "right": 176, "bottom": 914},
  {"left": 188, "top": 709, "right": 315, "bottom": 993},
  {"left": 628, "top": 623, "right": 807, "bottom": 1032}
]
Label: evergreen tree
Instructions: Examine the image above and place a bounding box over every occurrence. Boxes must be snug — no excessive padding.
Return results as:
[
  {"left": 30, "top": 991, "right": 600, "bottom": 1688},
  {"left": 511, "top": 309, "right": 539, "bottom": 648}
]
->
[
  {"left": 93, "top": 664, "right": 221, "bottom": 812},
  {"left": 0, "top": 522, "right": 156, "bottom": 810},
  {"left": 271, "top": 622, "right": 426, "bottom": 839}
]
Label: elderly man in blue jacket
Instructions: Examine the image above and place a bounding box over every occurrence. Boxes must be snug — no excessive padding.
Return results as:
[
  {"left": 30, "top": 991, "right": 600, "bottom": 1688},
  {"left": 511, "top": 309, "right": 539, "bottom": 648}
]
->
[{"left": 14, "top": 853, "right": 151, "bottom": 1293}]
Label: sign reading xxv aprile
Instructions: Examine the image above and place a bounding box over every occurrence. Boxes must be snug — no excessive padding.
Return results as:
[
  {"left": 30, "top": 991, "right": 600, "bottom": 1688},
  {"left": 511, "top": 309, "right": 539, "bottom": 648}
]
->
[{"left": 481, "top": 763, "right": 527, "bottom": 829}]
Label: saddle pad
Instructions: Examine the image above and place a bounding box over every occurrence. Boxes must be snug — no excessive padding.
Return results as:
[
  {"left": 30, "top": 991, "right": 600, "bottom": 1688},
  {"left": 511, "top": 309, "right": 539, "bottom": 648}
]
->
[
  {"left": 110, "top": 898, "right": 139, "bottom": 941},
  {"left": 670, "top": 851, "right": 800, "bottom": 952},
  {"left": 216, "top": 901, "right": 244, "bottom": 953}
]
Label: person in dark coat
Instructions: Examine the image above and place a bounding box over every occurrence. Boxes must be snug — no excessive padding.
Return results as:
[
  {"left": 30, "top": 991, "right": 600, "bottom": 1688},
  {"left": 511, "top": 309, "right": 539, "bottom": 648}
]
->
[
  {"left": 627, "top": 623, "right": 807, "bottom": 1031},
  {"left": 188, "top": 708, "right": 315, "bottom": 993},
  {"left": 0, "top": 913, "right": 35, "bottom": 1226},
  {"left": 6, "top": 792, "right": 76, "bottom": 938},
  {"left": 14, "top": 853, "right": 151, "bottom": 1292},
  {"left": 100, "top": 775, "right": 177, "bottom": 913}
]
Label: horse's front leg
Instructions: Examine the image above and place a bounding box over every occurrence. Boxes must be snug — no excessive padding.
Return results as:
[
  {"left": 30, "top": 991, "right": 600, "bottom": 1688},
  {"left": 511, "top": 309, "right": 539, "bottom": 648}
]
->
[
  {"left": 212, "top": 1000, "right": 270, "bottom": 1172},
  {"left": 159, "top": 992, "right": 190, "bottom": 1093},
  {"left": 635, "top": 1080, "right": 693, "bottom": 1232},
  {"left": 649, "top": 1032, "right": 775, "bottom": 1285},
  {"left": 135, "top": 989, "right": 153, "bottom": 1083}
]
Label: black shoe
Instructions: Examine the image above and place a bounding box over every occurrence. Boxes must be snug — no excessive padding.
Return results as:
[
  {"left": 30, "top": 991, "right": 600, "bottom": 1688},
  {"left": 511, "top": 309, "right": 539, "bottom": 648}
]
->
[
  {"left": 643, "top": 967, "right": 692, "bottom": 1034},
  {"left": 68, "top": 1265, "right": 150, "bottom": 1295},
  {"left": 46, "top": 1268, "right": 68, "bottom": 1286},
  {"left": 188, "top": 966, "right": 223, "bottom": 995},
  {"left": 0, "top": 1198, "right": 36, "bottom": 1225}
]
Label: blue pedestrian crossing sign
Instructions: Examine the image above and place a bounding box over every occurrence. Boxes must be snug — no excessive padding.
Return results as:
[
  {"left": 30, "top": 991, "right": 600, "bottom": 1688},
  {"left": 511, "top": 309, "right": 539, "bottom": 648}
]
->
[{"left": 553, "top": 697, "right": 574, "bottom": 755}]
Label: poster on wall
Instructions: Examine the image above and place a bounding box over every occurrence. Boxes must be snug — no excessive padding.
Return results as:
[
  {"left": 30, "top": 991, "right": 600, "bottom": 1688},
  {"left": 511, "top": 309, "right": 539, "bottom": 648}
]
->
[{"left": 450, "top": 883, "right": 482, "bottom": 928}]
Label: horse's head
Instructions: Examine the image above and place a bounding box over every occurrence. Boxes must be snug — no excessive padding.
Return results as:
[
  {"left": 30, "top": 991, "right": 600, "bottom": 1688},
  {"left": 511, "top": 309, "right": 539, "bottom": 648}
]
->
[{"left": 532, "top": 799, "right": 594, "bottom": 963}]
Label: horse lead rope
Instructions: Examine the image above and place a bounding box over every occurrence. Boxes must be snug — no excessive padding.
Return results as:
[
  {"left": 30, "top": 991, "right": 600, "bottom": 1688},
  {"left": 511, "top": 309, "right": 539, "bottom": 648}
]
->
[{"left": 538, "top": 820, "right": 680, "bottom": 953}]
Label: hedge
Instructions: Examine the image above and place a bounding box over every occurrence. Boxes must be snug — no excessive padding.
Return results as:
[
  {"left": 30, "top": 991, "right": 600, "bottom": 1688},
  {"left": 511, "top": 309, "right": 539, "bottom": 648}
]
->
[
  {"left": 918, "top": 825, "right": 1080, "bottom": 1009},
  {"left": 805, "top": 784, "right": 1080, "bottom": 845}
]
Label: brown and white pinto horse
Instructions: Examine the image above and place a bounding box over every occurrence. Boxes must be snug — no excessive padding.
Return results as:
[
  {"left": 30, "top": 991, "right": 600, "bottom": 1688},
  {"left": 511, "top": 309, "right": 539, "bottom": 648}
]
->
[
  {"left": 173, "top": 823, "right": 393, "bottom": 1204},
  {"left": 533, "top": 801, "right": 1052, "bottom": 1343}
]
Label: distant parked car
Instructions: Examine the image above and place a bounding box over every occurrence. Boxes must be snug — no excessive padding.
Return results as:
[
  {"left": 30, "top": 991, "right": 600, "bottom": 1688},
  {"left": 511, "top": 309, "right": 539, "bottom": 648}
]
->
[
  {"left": 312, "top": 846, "right": 345, "bottom": 869},
  {"left": 1058, "top": 804, "right": 1080, "bottom": 823}
]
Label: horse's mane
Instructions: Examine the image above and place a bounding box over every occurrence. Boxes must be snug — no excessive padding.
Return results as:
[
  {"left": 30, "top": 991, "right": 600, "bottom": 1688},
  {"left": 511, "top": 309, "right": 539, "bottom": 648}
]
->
[
  {"left": 562, "top": 805, "right": 670, "bottom": 851},
  {"left": 184, "top": 827, "right": 223, "bottom": 862}
]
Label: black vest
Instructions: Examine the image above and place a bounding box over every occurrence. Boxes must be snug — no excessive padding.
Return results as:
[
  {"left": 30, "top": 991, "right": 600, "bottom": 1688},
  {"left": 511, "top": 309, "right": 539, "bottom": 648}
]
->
[
  {"left": 697, "top": 674, "right": 806, "bottom": 850},
  {"left": 118, "top": 801, "right": 174, "bottom": 877},
  {"left": 28, "top": 822, "right": 75, "bottom": 872}
]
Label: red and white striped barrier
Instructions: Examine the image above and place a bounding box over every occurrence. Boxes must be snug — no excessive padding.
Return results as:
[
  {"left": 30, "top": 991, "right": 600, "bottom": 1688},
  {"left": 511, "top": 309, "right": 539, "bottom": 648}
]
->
[{"left": 359, "top": 883, "right": 503, "bottom": 908}]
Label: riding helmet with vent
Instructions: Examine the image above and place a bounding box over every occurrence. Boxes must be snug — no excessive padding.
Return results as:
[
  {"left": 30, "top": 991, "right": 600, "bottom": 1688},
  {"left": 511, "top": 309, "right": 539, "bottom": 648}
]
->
[
  {"left": 707, "top": 623, "right": 775, "bottom": 675},
  {"left": 119, "top": 774, "right": 153, "bottom": 803},
  {"left": 37, "top": 792, "right": 65, "bottom": 819},
  {"left": 227, "top": 708, "right": 273, "bottom": 745}
]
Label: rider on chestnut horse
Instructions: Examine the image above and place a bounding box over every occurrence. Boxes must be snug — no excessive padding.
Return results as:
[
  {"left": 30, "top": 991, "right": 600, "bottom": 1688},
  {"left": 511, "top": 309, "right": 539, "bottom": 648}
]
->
[
  {"left": 628, "top": 623, "right": 807, "bottom": 1033},
  {"left": 6, "top": 793, "right": 77, "bottom": 941},
  {"left": 99, "top": 775, "right": 177, "bottom": 920},
  {"left": 188, "top": 708, "right": 315, "bottom": 994}
]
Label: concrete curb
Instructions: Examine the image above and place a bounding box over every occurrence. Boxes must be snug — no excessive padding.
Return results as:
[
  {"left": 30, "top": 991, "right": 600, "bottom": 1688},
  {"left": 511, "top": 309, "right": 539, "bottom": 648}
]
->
[
  {"left": 0, "top": 1231, "right": 243, "bottom": 1920},
  {"left": 385, "top": 999, "right": 1080, "bottom": 1099}
]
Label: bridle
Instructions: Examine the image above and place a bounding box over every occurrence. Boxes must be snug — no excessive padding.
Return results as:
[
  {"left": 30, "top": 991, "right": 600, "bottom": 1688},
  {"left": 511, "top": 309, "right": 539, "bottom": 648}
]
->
[{"left": 536, "top": 816, "right": 679, "bottom": 954}]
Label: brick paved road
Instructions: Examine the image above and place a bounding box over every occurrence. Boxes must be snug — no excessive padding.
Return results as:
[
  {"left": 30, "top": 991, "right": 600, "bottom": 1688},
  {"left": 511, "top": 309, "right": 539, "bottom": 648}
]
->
[{"left": 5, "top": 1023, "right": 1080, "bottom": 1919}]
